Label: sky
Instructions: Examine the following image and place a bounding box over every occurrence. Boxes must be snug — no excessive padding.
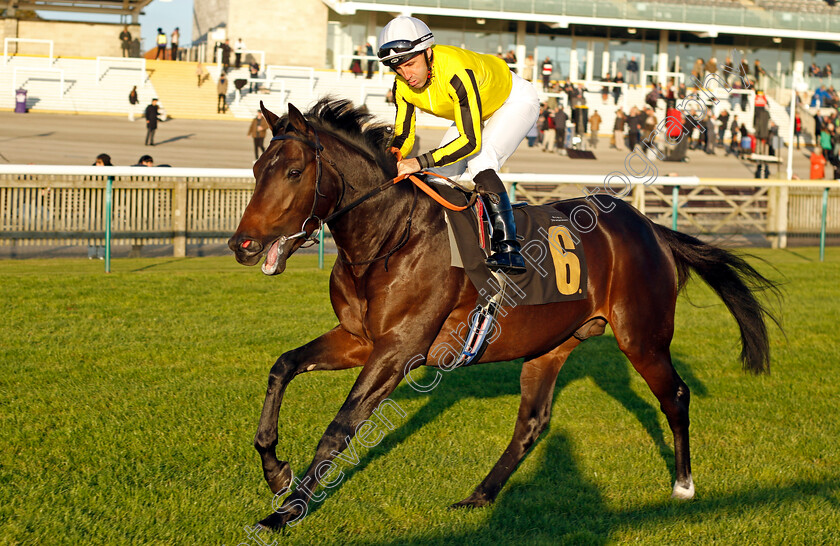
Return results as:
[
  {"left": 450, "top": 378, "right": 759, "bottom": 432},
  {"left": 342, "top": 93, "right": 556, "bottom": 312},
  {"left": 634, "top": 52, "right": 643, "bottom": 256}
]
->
[{"left": 37, "top": 0, "right": 194, "bottom": 51}]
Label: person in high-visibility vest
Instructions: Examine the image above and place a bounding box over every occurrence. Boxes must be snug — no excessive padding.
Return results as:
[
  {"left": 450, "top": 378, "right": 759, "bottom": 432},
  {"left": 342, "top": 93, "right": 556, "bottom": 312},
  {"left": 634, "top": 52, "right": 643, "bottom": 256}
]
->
[{"left": 155, "top": 28, "right": 167, "bottom": 60}]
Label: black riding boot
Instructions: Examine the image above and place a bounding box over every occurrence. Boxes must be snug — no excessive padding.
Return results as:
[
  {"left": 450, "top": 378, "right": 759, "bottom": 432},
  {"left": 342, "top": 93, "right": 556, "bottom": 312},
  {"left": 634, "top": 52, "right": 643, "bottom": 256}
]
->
[{"left": 473, "top": 169, "right": 526, "bottom": 275}]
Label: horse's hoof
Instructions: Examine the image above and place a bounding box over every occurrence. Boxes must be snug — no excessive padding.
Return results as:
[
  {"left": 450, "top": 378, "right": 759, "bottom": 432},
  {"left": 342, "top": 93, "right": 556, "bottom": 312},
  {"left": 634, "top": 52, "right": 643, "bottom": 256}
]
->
[
  {"left": 449, "top": 494, "right": 492, "bottom": 509},
  {"left": 671, "top": 476, "right": 695, "bottom": 500},
  {"left": 258, "top": 510, "right": 289, "bottom": 530},
  {"left": 259, "top": 505, "right": 303, "bottom": 530},
  {"left": 265, "top": 462, "right": 293, "bottom": 494}
]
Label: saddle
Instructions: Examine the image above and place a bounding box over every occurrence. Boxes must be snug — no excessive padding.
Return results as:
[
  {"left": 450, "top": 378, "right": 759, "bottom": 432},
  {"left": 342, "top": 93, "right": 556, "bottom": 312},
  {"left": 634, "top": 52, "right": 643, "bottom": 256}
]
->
[{"left": 434, "top": 183, "right": 589, "bottom": 307}]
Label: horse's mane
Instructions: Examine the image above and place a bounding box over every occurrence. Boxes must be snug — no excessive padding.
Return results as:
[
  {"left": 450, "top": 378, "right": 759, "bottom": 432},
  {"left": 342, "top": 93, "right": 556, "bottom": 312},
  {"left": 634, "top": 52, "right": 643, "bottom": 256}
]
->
[{"left": 283, "top": 97, "right": 398, "bottom": 179}]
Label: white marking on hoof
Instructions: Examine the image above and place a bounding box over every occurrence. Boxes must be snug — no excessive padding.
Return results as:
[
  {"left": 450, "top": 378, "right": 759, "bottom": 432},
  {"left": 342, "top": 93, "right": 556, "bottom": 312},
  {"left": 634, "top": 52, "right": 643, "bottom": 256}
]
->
[
  {"left": 671, "top": 475, "right": 695, "bottom": 500},
  {"left": 306, "top": 364, "right": 316, "bottom": 371}
]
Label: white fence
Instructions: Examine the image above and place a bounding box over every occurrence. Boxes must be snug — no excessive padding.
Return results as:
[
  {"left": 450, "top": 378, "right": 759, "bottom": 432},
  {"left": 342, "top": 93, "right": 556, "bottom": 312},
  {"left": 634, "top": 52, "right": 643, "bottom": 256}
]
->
[
  {"left": 0, "top": 166, "right": 837, "bottom": 260},
  {"left": 12, "top": 67, "right": 65, "bottom": 99},
  {"left": 3, "top": 38, "right": 54, "bottom": 64}
]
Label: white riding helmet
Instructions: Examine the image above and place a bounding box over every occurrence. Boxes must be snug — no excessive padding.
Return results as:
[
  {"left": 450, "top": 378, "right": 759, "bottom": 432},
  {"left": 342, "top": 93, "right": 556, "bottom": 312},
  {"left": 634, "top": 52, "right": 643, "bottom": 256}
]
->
[{"left": 377, "top": 16, "right": 435, "bottom": 68}]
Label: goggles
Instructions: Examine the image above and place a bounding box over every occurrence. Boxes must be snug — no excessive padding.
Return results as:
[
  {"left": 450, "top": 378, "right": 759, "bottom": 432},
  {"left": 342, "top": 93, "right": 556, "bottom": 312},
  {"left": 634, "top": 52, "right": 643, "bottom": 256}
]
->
[{"left": 378, "top": 33, "right": 433, "bottom": 62}]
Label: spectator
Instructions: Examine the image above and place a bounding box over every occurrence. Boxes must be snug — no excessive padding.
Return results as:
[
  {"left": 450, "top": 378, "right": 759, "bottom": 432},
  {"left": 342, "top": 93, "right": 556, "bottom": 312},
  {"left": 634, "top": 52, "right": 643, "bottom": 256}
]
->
[
  {"left": 811, "top": 150, "right": 826, "bottom": 179},
  {"left": 523, "top": 55, "right": 534, "bottom": 82},
  {"left": 94, "top": 153, "right": 112, "bottom": 166},
  {"left": 220, "top": 39, "right": 232, "bottom": 72},
  {"left": 627, "top": 56, "right": 639, "bottom": 88},
  {"left": 249, "top": 61, "right": 261, "bottom": 92},
  {"left": 144, "top": 98, "right": 160, "bottom": 146},
  {"left": 119, "top": 26, "right": 132, "bottom": 58},
  {"left": 768, "top": 121, "right": 779, "bottom": 157},
  {"left": 234, "top": 38, "right": 246, "bottom": 68},
  {"left": 754, "top": 59, "right": 766, "bottom": 88},
  {"left": 825, "top": 63, "right": 833, "bottom": 80},
  {"left": 554, "top": 106, "right": 567, "bottom": 151},
  {"left": 718, "top": 109, "right": 729, "bottom": 145},
  {"left": 627, "top": 106, "right": 642, "bottom": 151},
  {"left": 727, "top": 115, "right": 740, "bottom": 155},
  {"left": 217, "top": 73, "right": 229, "bottom": 113},
  {"left": 820, "top": 125, "right": 833, "bottom": 160},
  {"left": 692, "top": 58, "right": 705, "bottom": 82},
  {"left": 600, "top": 74, "right": 611, "bottom": 104},
  {"left": 365, "top": 42, "right": 376, "bottom": 79},
  {"left": 704, "top": 112, "right": 716, "bottom": 154},
  {"left": 613, "top": 109, "right": 626, "bottom": 151},
  {"left": 612, "top": 72, "right": 624, "bottom": 104},
  {"left": 705, "top": 57, "right": 718, "bottom": 76},
  {"left": 541, "top": 57, "right": 553, "bottom": 90},
  {"left": 350, "top": 46, "right": 363, "bottom": 77},
  {"left": 170, "top": 27, "right": 180, "bottom": 61},
  {"left": 794, "top": 113, "right": 802, "bottom": 149},
  {"left": 248, "top": 111, "right": 269, "bottom": 160},
  {"left": 539, "top": 105, "right": 555, "bottom": 152},
  {"left": 626, "top": 56, "right": 639, "bottom": 87},
  {"left": 810, "top": 62, "right": 822, "bottom": 78},
  {"left": 589, "top": 110, "right": 602, "bottom": 148},
  {"left": 504, "top": 50, "right": 517, "bottom": 73},
  {"left": 134, "top": 155, "right": 154, "bottom": 167},
  {"left": 128, "top": 85, "right": 139, "bottom": 121},
  {"left": 196, "top": 62, "right": 209, "bottom": 87},
  {"left": 526, "top": 121, "right": 538, "bottom": 147},
  {"left": 155, "top": 28, "right": 167, "bottom": 60},
  {"left": 645, "top": 83, "right": 660, "bottom": 110},
  {"left": 641, "top": 107, "right": 658, "bottom": 159}
]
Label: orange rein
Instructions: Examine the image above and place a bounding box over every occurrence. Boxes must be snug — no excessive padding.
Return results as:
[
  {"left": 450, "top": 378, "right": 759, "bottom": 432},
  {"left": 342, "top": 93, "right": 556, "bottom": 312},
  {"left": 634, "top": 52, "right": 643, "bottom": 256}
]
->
[{"left": 389, "top": 147, "right": 477, "bottom": 212}]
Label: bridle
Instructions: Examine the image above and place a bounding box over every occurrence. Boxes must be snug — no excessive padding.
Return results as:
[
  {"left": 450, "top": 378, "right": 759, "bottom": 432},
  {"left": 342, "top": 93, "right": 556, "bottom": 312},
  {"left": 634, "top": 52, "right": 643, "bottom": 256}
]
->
[
  {"left": 268, "top": 127, "right": 348, "bottom": 247},
  {"left": 265, "top": 121, "right": 482, "bottom": 270},
  {"left": 267, "top": 124, "right": 418, "bottom": 269}
]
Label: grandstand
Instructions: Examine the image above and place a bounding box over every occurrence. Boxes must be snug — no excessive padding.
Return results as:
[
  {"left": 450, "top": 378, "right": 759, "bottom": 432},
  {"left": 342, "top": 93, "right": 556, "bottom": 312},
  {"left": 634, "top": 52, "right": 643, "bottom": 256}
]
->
[
  {"left": 0, "top": 51, "right": 789, "bottom": 142},
  {"left": 4, "top": 0, "right": 840, "bottom": 148}
]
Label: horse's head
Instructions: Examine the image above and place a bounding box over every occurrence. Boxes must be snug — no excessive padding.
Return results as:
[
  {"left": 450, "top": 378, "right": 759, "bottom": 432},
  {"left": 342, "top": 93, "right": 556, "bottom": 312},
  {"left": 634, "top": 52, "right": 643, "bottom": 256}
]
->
[{"left": 228, "top": 102, "right": 343, "bottom": 275}]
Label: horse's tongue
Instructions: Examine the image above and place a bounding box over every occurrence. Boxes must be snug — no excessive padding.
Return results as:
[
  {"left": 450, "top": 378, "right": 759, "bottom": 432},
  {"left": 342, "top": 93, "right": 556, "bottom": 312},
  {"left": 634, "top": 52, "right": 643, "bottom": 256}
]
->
[{"left": 261, "top": 239, "right": 282, "bottom": 275}]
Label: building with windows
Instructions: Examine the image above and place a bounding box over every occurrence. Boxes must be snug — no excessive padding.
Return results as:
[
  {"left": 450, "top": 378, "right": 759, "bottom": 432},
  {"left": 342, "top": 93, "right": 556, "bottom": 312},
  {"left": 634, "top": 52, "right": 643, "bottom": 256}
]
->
[{"left": 192, "top": 0, "right": 840, "bottom": 93}]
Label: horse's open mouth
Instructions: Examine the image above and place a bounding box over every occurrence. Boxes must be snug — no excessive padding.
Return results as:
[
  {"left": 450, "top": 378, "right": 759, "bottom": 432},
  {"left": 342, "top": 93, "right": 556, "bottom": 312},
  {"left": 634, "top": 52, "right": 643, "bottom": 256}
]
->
[{"left": 261, "top": 236, "right": 290, "bottom": 276}]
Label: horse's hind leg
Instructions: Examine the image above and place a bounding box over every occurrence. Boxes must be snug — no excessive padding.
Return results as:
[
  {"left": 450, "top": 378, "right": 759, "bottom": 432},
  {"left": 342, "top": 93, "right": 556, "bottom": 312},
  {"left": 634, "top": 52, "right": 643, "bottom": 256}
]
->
[
  {"left": 613, "top": 330, "right": 694, "bottom": 499},
  {"left": 254, "top": 326, "right": 372, "bottom": 494},
  {"left": 452, "top": 337, "right": 581, "bottom": 508}
]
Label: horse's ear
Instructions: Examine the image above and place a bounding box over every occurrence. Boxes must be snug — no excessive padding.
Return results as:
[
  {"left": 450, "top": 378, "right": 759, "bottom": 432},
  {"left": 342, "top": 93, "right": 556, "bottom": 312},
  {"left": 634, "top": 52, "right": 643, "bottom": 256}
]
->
[
  {"left": 287, "top": 103, "right": 309, "bottom": 134},
  {"left": 260, "top": 101, "right": 281, "bottom": 135}
]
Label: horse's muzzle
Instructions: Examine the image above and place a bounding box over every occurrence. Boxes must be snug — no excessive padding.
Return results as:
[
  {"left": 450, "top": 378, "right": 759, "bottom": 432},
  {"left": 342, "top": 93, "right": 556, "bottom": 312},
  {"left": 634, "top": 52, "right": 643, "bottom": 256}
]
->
[{"left": 228, "top": 234, "right": 264, "bottom": 266}]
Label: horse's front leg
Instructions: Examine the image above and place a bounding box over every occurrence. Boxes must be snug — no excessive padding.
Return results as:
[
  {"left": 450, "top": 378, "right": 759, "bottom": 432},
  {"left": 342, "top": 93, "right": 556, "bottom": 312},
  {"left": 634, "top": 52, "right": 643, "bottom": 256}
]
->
[
  {"left": 255, "top": 326, "right": 372, "bottom": 494},
  {"left": 258, "top": 341, "right": 428, "bottom": 530}
]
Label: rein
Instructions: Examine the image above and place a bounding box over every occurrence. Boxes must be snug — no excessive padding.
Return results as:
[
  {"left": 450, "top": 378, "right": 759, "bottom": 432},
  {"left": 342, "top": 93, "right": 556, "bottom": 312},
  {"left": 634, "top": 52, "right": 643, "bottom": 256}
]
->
[{"left": 267, "top": 127, "right": 484, "bottom": 269}]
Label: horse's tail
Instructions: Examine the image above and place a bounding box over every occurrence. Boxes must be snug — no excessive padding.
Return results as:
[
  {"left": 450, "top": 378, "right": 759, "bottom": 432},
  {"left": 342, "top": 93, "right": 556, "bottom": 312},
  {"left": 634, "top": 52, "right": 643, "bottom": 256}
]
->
[{"left": 654, "top": 224, "right": 780, "bottom": 374}]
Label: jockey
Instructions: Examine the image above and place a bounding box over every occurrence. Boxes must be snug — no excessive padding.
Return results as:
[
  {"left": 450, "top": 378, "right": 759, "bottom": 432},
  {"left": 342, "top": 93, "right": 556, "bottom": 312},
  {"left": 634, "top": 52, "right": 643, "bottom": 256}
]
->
[{"left": 378, "top": 16, "right": 538, "bottom": 275}]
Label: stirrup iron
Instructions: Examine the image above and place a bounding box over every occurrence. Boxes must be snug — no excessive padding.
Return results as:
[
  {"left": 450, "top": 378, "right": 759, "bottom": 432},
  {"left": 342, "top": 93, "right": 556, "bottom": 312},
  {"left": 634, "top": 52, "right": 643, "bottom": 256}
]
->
[{"left": 453, "top": 272, "right": 507, "bottom": 369}]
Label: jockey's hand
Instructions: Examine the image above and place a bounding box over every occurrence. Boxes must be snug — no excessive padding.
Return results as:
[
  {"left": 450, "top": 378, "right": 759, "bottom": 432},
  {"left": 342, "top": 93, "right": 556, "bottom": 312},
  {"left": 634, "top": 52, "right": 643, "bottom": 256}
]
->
[{"left": 396, "top": 158, "right": 421, "bottom": 178}]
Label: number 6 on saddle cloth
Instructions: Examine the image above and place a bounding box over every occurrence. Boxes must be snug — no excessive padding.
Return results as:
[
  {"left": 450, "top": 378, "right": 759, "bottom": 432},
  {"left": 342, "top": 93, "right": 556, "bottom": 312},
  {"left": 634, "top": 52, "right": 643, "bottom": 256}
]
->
[{"left": 429, "top": 180, "right": 590, "bottom": 368}]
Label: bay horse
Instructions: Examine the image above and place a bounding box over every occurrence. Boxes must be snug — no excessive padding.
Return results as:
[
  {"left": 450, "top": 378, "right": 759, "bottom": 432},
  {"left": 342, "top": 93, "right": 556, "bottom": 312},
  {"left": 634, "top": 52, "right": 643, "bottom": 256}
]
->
[{"left": 228, "top": 98, "right": 777, "bottom": 529}]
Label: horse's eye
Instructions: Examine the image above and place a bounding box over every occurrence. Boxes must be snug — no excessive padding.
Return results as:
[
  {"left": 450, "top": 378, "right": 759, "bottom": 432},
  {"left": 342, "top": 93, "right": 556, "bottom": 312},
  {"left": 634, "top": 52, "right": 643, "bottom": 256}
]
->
[{"left": 288, "top": 169, "right": 302, "bottom": 179}]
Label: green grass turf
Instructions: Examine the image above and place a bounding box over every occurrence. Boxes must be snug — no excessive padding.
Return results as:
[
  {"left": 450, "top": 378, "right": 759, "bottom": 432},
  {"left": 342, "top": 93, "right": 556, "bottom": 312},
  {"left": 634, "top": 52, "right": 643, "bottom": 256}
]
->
[{"left": 0, "top": 248, "right": 838, "bottom": 545}]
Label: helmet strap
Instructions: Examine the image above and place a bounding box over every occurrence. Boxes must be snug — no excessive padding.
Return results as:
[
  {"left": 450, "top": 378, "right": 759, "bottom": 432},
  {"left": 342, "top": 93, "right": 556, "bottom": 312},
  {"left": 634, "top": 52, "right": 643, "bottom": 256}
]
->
[{"left": 425, "top": 49, "right": 434, "bottom": 84}]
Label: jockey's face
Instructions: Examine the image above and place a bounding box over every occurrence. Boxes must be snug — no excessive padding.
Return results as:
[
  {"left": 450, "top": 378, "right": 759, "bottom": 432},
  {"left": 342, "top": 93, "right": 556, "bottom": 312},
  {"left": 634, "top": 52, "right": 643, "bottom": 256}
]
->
[{"left": 395, "top": 51, "right": 429, "bottom": 89}]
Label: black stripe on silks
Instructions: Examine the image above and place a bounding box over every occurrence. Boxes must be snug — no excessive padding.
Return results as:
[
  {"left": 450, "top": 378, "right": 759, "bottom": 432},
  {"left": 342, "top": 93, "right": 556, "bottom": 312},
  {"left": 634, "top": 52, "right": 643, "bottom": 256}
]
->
[
  {"left": 438, "top": 72, "right": 479, "bottom": 165},
  {"left": 465, "top": 69, "right": 482, "bottom": 119},
  {"left": 417, "top": 152, "right": 435, "bottom": 169},
  {"left": 391, "top": 100, "right": 415, "bottom": 151}
]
